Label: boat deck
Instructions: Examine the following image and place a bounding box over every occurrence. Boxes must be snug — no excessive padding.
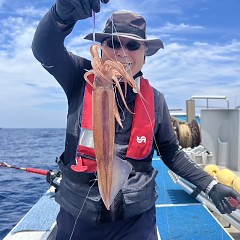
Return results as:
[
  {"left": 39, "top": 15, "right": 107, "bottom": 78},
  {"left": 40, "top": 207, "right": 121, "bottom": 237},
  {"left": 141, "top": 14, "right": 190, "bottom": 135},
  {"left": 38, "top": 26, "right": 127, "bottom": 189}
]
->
[
  {"left": 153, "top": 158, "right": 236, "bottom": 239},
  {"left": 4, "top": 158, "right": 240, "bottom": 240}
]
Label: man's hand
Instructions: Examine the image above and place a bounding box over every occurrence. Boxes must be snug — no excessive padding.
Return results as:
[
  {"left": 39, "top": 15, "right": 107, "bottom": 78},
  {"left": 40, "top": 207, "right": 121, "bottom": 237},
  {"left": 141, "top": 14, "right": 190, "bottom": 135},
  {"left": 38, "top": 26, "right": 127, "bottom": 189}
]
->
[
  {"left": 208, "top": 183, "right": 240, "bottom": 214},
  {"left": 56, "top": 0, "right": 109, "bottom": 24}
]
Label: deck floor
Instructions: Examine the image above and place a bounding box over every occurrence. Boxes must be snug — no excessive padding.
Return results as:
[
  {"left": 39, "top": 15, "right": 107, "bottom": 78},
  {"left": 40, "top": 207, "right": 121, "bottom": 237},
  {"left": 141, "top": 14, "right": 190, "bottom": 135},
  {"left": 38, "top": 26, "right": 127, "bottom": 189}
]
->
[{"left": 153, "top": 158, "right": 236, "bottom": 240}]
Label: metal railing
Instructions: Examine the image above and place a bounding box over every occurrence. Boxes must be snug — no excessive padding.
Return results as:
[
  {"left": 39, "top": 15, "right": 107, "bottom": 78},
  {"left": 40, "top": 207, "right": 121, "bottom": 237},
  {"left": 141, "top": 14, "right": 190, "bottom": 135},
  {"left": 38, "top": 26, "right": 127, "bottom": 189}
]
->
[
  {"left": 235, "top": 95, "right": 240, "bottom": 109},
  {"left": 190, "top": 96, "right": 229, "bottom": 109},
  {"left": 169, "top": 170, "right": 240, "bottom": 230}
]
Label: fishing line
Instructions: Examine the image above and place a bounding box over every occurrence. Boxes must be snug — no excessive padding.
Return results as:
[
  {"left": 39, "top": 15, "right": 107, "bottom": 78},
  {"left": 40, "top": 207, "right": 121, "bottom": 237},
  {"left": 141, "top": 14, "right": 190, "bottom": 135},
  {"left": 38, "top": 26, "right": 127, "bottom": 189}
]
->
[
  {"left": 68, "top": 10, "right": 99, "bottom": 237},
  {"left": 109, "top": 16, "right": 142, "bottom": 102},
  {"left": 108, "top": 15, "right": 174, "bottom": 239},
  {"left": 109, "top": 14, "right": 180, "bottom": 238},
  {"left": 137, "top": 91, "right": 173, "bottom": 239},
  {"left": 68, "top": 178, "right": 97, "bottom": 240},
  {"left": 0, "top": 160, "right": 54, "bottom": 167},
  {"left": 110, "top": 17, "right": 140, "bottom": 71},
  {"left": 114, "top": 85, "right": 126, "bottom": 122},
  {"left": 68, "top": 12, "right": 100, "bottom": 239},
  {"left": 92, "top": 10, "right": 96, "bottom": 42},
  {"left": 159, "top": 160, "right": 173, "bottom": 239},
  {"left": 0, "top": 192, "right": 34, "bottom": 206}
]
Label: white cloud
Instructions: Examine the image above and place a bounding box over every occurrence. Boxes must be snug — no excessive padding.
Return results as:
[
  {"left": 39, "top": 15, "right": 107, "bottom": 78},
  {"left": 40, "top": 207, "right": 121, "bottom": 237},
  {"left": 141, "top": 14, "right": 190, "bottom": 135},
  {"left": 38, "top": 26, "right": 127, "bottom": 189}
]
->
[
  {"left": 161, "top": 22, "right": 203, "bottom": 33},
  {"left": 0, "top": 13, "right": 67, "bottom": 128},
  {"left": 143, "top": 40, "right": 240, "bottom": 111},
  {"left": 15, "top": 6, "right": 48, "bottom": 18}
]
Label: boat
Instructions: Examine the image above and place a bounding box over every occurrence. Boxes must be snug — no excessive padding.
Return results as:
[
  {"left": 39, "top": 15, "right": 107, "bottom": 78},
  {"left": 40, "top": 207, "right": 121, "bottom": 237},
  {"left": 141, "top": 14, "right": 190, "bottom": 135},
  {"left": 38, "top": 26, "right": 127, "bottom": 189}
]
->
[{"left": 3, "top": 96, "right": 240, "bottom": 240}]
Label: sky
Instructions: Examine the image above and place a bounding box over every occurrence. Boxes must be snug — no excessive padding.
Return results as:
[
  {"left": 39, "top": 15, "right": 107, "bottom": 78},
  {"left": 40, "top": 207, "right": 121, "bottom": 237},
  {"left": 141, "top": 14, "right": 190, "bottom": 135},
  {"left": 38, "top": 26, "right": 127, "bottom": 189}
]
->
[{"left": 0, "top": 0, "right": 239, "bottom": 128}]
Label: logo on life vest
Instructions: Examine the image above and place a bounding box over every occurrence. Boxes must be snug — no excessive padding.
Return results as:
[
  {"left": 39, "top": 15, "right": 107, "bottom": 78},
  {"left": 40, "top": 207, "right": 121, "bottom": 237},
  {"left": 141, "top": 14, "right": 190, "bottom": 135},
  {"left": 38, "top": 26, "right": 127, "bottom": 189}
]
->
[{"left": 137, "top": 136, "right": 146, "bottom": 143}]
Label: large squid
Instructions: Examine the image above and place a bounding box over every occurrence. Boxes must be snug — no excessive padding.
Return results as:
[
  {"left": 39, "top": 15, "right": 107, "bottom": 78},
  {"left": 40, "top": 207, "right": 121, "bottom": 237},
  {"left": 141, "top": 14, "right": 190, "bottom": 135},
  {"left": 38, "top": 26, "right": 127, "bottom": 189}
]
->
[{"left": 84, "top": 44, "right": 144, "bottom": 209}]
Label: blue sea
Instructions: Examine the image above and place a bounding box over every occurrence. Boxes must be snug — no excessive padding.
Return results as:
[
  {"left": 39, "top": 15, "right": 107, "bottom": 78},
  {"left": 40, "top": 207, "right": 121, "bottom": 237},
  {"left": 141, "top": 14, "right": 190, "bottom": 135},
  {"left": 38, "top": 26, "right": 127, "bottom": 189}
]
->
[{"left": 0, "top": 128, "right": 65, "bottom": 239}]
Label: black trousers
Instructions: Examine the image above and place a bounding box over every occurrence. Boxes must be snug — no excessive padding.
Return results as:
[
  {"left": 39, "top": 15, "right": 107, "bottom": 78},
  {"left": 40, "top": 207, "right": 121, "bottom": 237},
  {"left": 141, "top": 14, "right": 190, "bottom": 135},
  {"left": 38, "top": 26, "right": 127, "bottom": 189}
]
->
[{"left": 56, "top": 206, "right": 158, "bottom": 240}]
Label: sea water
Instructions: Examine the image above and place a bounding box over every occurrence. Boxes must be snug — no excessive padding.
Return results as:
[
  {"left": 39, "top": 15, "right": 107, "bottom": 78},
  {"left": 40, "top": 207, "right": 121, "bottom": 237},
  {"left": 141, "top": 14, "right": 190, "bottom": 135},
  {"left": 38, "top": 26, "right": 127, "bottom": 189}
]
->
[{"left": 0, "top": 128, "right": 65, "bottom": 239}]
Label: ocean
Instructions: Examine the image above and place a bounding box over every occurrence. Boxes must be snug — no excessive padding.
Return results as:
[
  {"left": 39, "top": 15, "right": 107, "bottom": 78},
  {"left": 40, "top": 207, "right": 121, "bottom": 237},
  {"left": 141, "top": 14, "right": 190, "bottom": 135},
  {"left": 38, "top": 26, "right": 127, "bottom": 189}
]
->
[{"left": 0, "top": 128, "right": 65, "bottom": 239}]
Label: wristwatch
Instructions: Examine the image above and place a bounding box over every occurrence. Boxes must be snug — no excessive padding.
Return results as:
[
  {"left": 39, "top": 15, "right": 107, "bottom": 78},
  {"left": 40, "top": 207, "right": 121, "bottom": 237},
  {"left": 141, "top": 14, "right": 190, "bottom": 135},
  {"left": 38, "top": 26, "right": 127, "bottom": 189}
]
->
[{"left": 205, "top": 179, "right": 218, "bottom": 195}]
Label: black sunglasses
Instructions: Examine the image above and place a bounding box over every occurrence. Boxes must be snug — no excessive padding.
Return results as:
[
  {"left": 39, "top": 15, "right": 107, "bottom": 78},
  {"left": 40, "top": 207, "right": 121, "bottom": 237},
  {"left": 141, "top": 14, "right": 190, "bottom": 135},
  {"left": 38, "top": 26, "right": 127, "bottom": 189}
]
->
[{"left": 104, "top": 39, "right": 143, "bottom": 51}]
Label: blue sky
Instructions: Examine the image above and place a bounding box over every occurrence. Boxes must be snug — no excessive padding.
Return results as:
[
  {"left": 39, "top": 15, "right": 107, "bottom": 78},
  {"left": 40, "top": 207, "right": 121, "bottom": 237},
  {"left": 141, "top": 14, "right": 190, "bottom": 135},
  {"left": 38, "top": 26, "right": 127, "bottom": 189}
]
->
[{"left": 0, "top": 0, "right": 239, "bottom": 128}]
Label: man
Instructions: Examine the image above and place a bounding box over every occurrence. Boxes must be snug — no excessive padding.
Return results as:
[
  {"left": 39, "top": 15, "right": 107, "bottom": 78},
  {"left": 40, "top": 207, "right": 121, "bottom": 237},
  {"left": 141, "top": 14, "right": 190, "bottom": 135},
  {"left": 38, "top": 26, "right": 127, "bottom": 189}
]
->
[{"left": 32, "top": 1, "right": 240, "bottom": 239}]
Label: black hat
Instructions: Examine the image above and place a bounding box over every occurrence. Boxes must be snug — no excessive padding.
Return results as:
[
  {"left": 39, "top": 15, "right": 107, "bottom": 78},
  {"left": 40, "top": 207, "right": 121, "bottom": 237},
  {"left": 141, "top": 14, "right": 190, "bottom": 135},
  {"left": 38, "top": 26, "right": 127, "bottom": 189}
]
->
[{"left": 84, "top": 11, "right": 164, "bottom": 56}]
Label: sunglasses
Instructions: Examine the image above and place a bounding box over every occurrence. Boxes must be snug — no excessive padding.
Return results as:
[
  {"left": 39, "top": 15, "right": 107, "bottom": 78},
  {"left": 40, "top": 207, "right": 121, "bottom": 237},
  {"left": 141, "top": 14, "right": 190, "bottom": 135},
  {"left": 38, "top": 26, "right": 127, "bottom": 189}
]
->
[{"left": 104, "top": 39, "right": 144, "bottom": 51}]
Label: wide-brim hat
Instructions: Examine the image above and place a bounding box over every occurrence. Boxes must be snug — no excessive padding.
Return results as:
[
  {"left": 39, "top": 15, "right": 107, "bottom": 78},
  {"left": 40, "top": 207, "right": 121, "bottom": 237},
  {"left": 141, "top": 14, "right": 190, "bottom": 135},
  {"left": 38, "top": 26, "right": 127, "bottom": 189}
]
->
[{"left": 84, "top": 11, "right": 164, "bottom": 56}]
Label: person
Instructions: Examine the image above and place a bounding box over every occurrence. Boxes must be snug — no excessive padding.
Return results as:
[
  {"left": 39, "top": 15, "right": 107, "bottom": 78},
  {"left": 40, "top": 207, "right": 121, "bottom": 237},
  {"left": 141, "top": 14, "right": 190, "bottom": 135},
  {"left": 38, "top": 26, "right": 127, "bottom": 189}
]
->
[{"left": 32, "top": 1, "right": 240, "bottom": 239}]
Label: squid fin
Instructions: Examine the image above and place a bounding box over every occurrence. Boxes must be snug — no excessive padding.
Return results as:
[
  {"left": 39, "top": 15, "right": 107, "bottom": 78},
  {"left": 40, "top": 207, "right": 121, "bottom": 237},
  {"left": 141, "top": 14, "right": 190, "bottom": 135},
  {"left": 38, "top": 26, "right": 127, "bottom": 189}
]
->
[{"left": 104, "top": 155, "right": 132, "bottom": 209}]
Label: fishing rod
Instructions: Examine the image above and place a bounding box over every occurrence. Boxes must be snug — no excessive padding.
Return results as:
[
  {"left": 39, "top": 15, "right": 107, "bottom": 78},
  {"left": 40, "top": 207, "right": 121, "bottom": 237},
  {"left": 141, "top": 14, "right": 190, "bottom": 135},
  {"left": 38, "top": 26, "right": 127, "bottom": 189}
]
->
[
  {"left": 0, "top": 161, "right": 48, "bottom": 176},
  {"left": 0, "top": 161, "right": 61, "bottom": 190}
]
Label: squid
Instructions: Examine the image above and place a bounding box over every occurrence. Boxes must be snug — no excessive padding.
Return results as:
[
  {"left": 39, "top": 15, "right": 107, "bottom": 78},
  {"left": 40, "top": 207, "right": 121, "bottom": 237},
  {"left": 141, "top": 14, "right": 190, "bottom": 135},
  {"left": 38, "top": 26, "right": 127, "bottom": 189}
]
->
[{"left": 84, "top": 44, "right": 143, "bottom": 209}]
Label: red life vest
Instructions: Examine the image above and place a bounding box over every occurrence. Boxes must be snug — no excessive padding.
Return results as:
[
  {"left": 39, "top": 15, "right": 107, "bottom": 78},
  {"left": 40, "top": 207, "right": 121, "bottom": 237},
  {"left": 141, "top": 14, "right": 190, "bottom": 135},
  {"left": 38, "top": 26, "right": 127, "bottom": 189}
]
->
[{"left": 71, "top": 74, "right": 155, "bottom": 173}]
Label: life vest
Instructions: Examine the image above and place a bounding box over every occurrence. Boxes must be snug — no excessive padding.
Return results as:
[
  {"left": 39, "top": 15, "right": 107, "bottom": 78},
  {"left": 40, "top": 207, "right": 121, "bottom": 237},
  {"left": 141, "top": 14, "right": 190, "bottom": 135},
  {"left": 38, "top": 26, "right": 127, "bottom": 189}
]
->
[{"left": 71, "top": 74, "right": 155, "bottom": 173}]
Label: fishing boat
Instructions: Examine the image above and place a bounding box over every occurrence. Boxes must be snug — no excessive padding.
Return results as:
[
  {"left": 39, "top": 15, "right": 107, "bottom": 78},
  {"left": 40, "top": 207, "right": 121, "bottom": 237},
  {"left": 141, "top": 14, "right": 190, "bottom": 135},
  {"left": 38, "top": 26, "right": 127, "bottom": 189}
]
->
[{"left": 3, "top": 96, "right": 240, "bottom": 240}]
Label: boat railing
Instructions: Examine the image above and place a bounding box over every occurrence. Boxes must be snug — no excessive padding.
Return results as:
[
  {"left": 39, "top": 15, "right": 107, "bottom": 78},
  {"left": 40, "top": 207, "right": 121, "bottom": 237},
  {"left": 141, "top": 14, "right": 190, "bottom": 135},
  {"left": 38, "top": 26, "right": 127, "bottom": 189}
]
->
[
  {"left": 169, "top": 170, "right": 240, "bottom": 231},
  {"left": 190, "top": 95, "right": 229, "bottom": 109},
  {"left": 235, "top": 95, "right": 240, "bottom": 109}
]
